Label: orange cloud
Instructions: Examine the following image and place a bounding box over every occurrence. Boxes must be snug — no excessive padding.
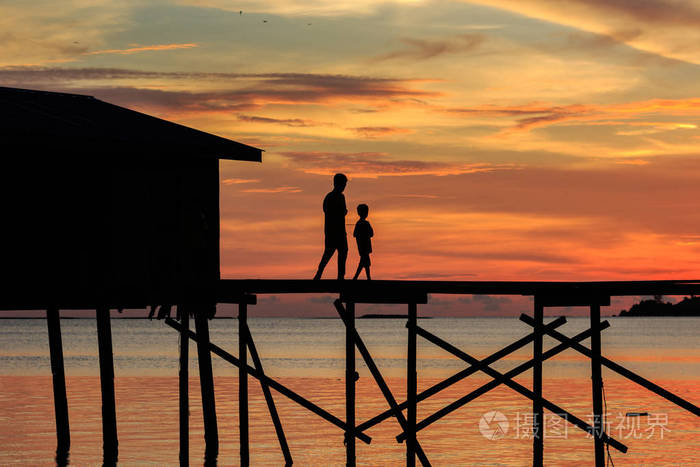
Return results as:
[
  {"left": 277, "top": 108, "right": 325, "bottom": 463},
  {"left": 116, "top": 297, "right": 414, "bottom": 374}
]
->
[
  {"left": 280, "top": 151, "right": 518, "bottom": 178},
  {"left": 447, "top": 98, "right": 700, "bottom": 132},
  {"left": 238, "top": 115, "right": 321, "bottom": 127},
  {"left": 241, "top": 186, "right": 303, "bottom": 193},
  {"left": 350, "top": 126, "right": 413, "bottom": 138},
  {"left": 84, "top": 43, "right": 199, "bottom": 55},
  {"left": 222, "top": 177, "right": 261, "bottom": 185}
]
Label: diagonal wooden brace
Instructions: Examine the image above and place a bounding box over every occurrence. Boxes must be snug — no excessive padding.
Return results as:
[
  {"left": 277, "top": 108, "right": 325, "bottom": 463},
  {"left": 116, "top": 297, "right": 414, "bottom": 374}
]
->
[
  {"left": 164, "top": 318, "right": 372, "bottom": 444},
  {"left": 333, "top": 300, "right": 432, "bottom": 467},
  {"left": 356, "top": 316, "right": 567, "bottom": 433},
  {"left": 520, "top": 313, "right": 700, "bottom": 417},
  {"left": 397, "top": 324, "right": 627, "bottom": 454},
  {"left": 244, "top": 324, "right": 293, "bottom": 466}
]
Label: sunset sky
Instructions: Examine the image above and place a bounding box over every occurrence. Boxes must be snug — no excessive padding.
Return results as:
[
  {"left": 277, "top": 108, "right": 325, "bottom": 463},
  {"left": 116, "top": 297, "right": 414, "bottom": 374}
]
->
[{"left": 4, "top": 0, "right": 700, "bottom": 315}]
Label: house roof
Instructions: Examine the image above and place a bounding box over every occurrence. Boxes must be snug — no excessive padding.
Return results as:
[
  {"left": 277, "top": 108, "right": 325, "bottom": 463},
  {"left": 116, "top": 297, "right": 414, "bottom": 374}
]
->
[{"left": 0, "top": 86, "right": 262, "bottom": 162}]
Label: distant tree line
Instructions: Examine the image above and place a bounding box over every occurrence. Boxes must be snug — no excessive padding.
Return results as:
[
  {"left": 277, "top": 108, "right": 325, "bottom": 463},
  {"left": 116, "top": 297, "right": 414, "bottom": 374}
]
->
[{"left": 618, "top": 295, "right": 700, "bottom": 317}]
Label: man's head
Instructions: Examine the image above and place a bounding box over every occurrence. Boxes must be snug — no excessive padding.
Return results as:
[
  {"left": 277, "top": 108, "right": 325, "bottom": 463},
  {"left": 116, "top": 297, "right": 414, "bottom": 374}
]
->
[
  {"left": 333, "top": 173, "right": 348, "bottom": 191},
  {"left": 357, "top": 203, "right": 369, "bottom": 219}
]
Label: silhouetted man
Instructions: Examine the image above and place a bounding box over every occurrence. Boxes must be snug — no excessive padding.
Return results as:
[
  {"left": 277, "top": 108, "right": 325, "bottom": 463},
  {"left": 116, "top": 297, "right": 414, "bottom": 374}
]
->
[{"left": 314, "top": 173, "right": 348, "bottom": 280}]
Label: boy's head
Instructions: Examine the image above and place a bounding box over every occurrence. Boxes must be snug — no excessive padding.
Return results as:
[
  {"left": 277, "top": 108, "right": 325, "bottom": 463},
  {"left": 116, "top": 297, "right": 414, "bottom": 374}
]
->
[
  {"left": 357, "top": 203, "right": 369, "bottom": 219},
  {"left": 333, "top": 173, "right": 348, "bottom": 191}
]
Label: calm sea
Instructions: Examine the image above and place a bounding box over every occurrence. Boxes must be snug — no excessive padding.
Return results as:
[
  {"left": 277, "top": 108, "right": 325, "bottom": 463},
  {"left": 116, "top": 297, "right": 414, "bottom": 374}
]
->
[{"left": 1, "top": 317, "right": 698, "bottom": 465}]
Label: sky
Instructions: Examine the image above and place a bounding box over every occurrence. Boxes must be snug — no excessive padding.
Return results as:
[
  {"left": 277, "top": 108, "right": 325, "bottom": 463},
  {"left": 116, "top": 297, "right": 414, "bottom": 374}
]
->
[{"left": 3, "top": 0, "right": 700, "bottom": 316}]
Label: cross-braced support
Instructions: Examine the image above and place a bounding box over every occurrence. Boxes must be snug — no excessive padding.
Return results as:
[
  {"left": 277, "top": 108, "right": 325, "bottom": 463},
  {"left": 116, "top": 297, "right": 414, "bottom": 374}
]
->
[
  {"left": 392, "top": 317, "right": 631, "bottom": 456},
  {"left": 164, "top": 318, "right": 373, "bottom": 444},
  {"left": 518, "top": 315, "right": 700, "bottom": 415},
  {"left": 334, "top": 299, "right": 432, "bottom": 467}
]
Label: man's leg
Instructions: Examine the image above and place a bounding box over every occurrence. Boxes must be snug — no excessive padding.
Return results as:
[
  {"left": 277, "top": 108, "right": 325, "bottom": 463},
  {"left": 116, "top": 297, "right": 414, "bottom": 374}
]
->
[
  {"left": 314, "top": 247, "right": 335, "bottom": 280},
  {"left": 337, "top": 247, "right": 348, "bottom": 280}
]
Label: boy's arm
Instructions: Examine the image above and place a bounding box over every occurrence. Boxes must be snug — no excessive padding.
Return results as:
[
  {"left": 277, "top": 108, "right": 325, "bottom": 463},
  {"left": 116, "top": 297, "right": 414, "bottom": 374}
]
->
[{"left": 368, "top": 222, "right": 374, "bottom": 237}]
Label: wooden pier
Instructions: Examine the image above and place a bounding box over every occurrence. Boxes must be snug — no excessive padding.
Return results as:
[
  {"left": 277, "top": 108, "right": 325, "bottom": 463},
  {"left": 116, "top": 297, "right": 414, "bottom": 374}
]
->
[{"left": 26, "top": 279, "right": 700, "bottom": 465}]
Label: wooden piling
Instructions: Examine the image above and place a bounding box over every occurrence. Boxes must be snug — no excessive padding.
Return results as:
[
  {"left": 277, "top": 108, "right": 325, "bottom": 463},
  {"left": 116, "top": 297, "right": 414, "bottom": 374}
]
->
[
  {"left": 590, "top": 304, "right": 605, "bottom": 466},
  {"left": 46, "top": 307, "right": 70, "bottom": 457},
  {"left": 345, "top": 301, "right": 356, "bottom": 467},
  {"left": 178, "top": 306, "right": 189, "bottom": 466},
  {"left": 532, "top": 299, "right": 543, "bottom": 467},
  {"left": 407, "top": 303, "right": 417, "bottom": 467},
  {"left": 194, "top": 310, "right": 219, "bottom": 463},
  {"left": 96, "top": 306, "right": 118, "bottom": 462},
  {"left": 239, "top": 303, "right": 249, "bottom": 467}
]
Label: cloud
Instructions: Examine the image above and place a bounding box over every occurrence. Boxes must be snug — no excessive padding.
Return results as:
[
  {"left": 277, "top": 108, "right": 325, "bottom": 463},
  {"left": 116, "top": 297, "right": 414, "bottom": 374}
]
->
[
  {"left": 241, "top": 186, "right": 303, "bottom": 193},
  {"left": 0, "top": 1, "right": 127, "bottom": 66},
  {"left": 222, "top": 177, "right": 261, "bottom": 185},
  {"left": 350, "top": 126, "right": 413, "bottom": 138},
  {"left": 0, "top": 67, "right": 439, "bottom": 112},
  {"left": 307, "top": 295, "right": 336, "bottom": 304},
  {"left": 447, "top": 98, "right": 700, "bottom": 133},
  {"left": 84, "top": 43, "right": 198, "bottom": 55},
  {"left": 176, "top": 0, "right": 431, "bottom": 17},
  {"left": 467, "top": 0, "right": 700, "bottom": 63},
  {"left": 238, "top": 115, "right": 318, "bottom": 127},
  {"left": 371, "top": 34, "right": 485, "bottom": 62},
  {"left": 458, "top": 294, "right": 512, "bottom": 311},
  {"left": 280, "top": 151, "right": 517, "bottom": 178}
]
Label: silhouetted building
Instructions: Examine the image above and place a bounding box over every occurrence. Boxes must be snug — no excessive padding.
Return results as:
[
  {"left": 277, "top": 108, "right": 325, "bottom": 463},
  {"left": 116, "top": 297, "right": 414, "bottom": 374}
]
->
[{"left": 0, "top": 86, "right": 261, "bottom": 309}]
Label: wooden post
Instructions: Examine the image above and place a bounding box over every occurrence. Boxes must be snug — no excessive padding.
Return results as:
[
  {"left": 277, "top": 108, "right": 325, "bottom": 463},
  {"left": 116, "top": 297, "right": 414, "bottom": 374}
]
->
[
  {"left": 46, "top": 307, "right": 70, "bottom": 459},
  {"left": 590, "top": 304, "right": 605, "bottom": 466},
  {"left": 96, "top": 307, "right": 118, "bottom": 462},
  {"left": 532, "top": 299, "right": 543, "bottom": 467},
  {"left": 239, "top": 303, "right": 249, "bottom": 467},
  {"left": 345, "top": 301, "right": 356, "bottom": 467},
  {"left": 179, "top": 306, "right": 189, "bottom": 466},
  {"left": 407, "top": 303, "right": 417, "bottom": 467},
  {"left": 194, "top": 310, "right": 219, "bottom": 463}
]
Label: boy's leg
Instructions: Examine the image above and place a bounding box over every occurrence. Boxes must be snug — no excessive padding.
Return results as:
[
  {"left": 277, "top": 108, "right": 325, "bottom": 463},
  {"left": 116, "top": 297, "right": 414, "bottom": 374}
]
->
[{"left": 353, "top": 261, "right": 362, "bottom": 280}]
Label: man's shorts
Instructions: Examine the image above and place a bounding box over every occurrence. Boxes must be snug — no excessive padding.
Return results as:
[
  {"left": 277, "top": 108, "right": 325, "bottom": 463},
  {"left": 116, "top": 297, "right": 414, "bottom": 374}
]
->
[{"left": 325, "top": 235, "right": 348, "bottom": 251}]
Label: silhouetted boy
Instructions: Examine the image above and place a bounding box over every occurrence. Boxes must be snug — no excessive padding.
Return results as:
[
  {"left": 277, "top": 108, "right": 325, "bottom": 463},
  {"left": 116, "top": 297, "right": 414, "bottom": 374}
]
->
[
  {"left": 314, "top": 173, "right": 349, "bottom": 280},
  {"left": 352, "top": 203, "right": 373, "bottom": 280}
]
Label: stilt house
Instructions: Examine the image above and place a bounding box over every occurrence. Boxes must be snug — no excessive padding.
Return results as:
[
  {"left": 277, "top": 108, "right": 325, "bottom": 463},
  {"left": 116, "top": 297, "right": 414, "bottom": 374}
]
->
[{"left": 0, "top": 86, "right": 262, "bottom": 310}]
